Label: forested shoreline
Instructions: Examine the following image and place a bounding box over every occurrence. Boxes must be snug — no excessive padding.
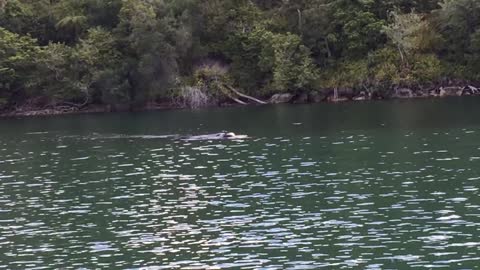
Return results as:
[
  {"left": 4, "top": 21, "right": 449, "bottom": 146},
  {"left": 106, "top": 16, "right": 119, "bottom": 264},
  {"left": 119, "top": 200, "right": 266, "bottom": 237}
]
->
[{"left": 1, "top": 0, "right": 480, "bottom": 116}]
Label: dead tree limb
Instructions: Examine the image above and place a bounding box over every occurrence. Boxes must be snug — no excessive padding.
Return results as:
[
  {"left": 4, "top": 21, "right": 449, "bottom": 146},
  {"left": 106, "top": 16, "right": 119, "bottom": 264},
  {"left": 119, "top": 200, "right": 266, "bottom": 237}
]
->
[
  {"left": 224, "top": 85, "right": 267, "bottom": 104},
  {"left": 219, "top": 85, "right": 248, "bottom": 105}
]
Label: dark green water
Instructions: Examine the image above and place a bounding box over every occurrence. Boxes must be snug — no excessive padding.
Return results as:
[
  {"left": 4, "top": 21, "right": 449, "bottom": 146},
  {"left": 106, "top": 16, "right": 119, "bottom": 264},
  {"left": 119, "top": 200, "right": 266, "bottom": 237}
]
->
[{"left": 1, "top": 98, "right": 479, "bottom": 269}]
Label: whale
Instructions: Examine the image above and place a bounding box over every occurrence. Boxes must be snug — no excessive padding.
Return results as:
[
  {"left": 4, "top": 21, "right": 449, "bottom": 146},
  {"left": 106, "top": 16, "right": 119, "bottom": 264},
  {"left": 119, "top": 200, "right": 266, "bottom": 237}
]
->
[{"left": 180, "top": 132, "right": 248, "bottom": 141}]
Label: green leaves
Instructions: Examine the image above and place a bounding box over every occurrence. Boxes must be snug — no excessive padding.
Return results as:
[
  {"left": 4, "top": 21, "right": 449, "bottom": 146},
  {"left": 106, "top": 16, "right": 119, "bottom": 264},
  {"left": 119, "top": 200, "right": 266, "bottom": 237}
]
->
[
  {"left": 262, "top": 31, "right": 319, "bottom": 92},
  {"left": 225, "top": 26, "right": 319, "bottom": 93},
  {"left": 0, "top": 27, "right": 48, "bottom": 108},
  {"left": 117, "top": 0, "right": 180, "bottom": 102},
  {"left": 383, "top": 11, "right": 425, "bottom": 64},
  {"left": 2, "top": 0, "right": 480, "bottom": 111},
  {"left": 55, "top": 15, "right": 88, "bottom": 36}
]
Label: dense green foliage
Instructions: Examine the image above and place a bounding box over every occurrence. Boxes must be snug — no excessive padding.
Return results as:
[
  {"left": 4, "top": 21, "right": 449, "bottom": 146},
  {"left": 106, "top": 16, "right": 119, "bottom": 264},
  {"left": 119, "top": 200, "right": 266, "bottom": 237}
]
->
[{"left": 0, "top": 0, "right": 479, "bottom": 110}]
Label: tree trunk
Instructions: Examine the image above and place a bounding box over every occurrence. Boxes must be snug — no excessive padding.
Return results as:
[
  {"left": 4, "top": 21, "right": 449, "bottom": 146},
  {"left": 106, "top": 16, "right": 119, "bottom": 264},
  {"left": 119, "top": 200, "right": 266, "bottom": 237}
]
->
[{"left": 297, "top": 9, "right": 303, "bottom": 34}]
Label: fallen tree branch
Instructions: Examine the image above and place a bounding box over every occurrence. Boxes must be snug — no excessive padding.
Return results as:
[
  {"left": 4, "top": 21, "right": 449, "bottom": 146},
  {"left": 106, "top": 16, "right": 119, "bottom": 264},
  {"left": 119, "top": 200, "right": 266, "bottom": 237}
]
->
[
  {"left": 231, "top": 97, "right": 247, "bottom": 105},
  {"left": 60, "top": 101, "right": 83, "bottom": 109},
  {"left": 59, "top": 94, "right": 89, "bottom": 109},
  {"left": 218, "top": 85, "right": 247, "bottom": 105},
  {"left": 468, "top": 85, "right": 479, "bottom": 94},
  {"left": 224, "top": 85, "right": 267, "bottom": 104}
]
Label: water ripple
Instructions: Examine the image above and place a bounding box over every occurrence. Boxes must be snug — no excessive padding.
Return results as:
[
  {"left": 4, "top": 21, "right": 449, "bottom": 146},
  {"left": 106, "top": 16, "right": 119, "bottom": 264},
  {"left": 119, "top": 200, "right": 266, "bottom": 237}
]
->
[{"left": 0, "top": 129, "right": 479, "bottom": 269}]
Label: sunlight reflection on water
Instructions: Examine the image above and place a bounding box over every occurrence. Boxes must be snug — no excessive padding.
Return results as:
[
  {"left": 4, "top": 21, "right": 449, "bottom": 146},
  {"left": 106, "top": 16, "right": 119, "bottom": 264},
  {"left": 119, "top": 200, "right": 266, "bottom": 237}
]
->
[{"left": 0, "top": 109, "right": 480, "bottom": 269}]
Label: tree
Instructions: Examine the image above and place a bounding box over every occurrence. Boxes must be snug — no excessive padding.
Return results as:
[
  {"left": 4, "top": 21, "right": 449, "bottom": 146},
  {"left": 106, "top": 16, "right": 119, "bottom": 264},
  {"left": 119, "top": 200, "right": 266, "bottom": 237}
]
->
[
  {"left": 0, "top": 0, "right": 478, "bottom": 111},
  {"left": 73, "top": 27, "right": 127, "bottom": 106},
  {"left": 0, "top": 27, "right": 41, "bottom": 108},
  {"left": 116, "top": 0, "right": 197, "bottom": 106},
  {"left": 257, "top": 30, "right": 319, "bottom": 92},
  {"left": 383, "top": 11, "right": 427, "bottom": 64},
  {"left": 0, "top": 0, "right": 56, "bottom": 44},
  {"left": 434, "top": 0, "right": 480, "bottom": 62}
]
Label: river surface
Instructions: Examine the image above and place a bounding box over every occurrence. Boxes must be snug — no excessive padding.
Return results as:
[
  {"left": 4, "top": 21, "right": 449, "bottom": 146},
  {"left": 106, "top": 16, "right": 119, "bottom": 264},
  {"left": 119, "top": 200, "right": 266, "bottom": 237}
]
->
[{"left": 0, "top": 98, "right": 479, "bottom": 269}]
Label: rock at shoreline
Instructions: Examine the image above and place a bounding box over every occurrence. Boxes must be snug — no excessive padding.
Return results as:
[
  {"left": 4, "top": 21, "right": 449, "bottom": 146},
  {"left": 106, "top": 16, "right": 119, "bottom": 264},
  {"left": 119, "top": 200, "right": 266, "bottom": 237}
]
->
[
  {"left": 269, "top": 93, "right": 293, "bottom": 104},
  {"left": 325, "top": 88, "right": 355, "bottom": 102},
  {"left": 308, "top": 91, "right": 325, "bottom": 103},
  {"left": 292, "top": 93, "right": 309, "bottom": 104},
  {"left": 353, "top": 91, "right": 371, "bottom": 101},
  {"left": 393, "top": 88, "right": 414, "bottom": 99},
  {"left": 462, "top": 85, "right": 480, "bottom": 96},
  {"left": 432, "top": 86, "right": 480, "bottom": 97},
  {"left": 439, "top": 86, "right": 463, "bottom": 97}
]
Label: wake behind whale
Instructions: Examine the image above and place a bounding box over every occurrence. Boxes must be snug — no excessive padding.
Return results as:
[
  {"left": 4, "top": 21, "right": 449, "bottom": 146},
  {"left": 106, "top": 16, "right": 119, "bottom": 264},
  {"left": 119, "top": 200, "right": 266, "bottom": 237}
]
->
[
  {"left": 84, "top": 132, "right": 248, "bottom": 141},
  {"left": 180, "top": 132, "right": 248, "bottom": 141}
]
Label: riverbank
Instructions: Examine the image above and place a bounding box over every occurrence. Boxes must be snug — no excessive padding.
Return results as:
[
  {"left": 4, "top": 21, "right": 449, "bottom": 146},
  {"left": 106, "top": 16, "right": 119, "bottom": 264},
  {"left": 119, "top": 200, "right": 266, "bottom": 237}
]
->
[
  {"left": 0, "top": 102, "right": 181, "bottom": 118},
  {"left": 2, "top": 84, "right": 480, "bottom": 118},
  {"left": 280, "top": 84, "right": 480, "bottom": 104}
]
